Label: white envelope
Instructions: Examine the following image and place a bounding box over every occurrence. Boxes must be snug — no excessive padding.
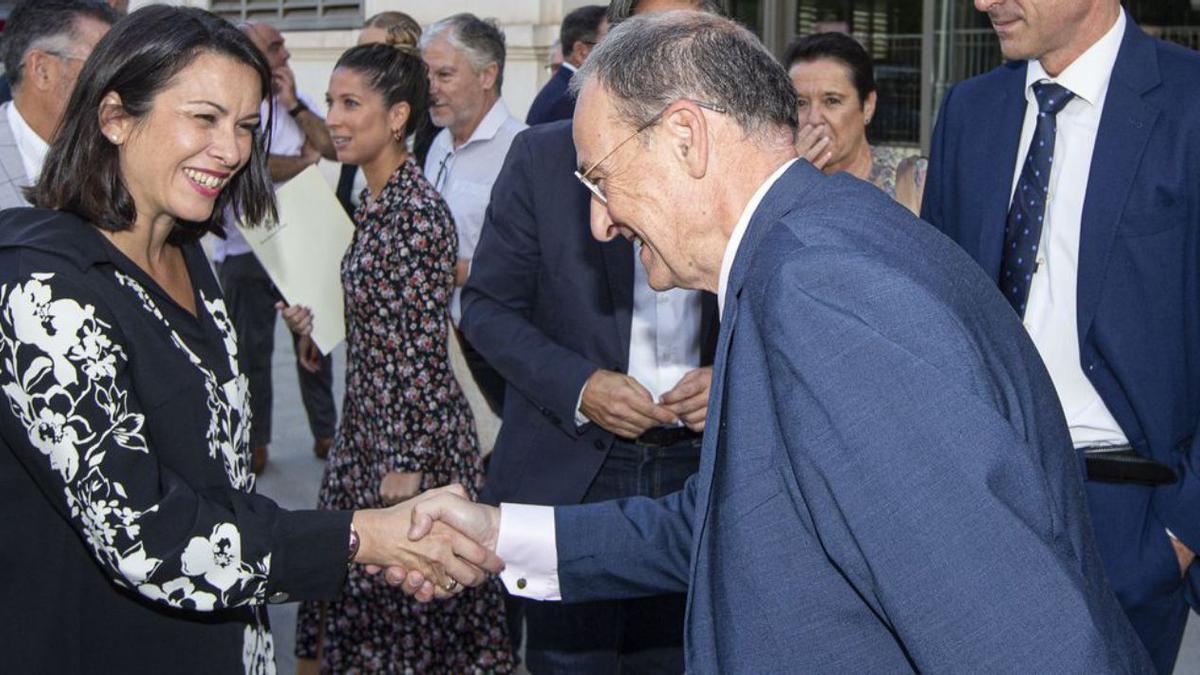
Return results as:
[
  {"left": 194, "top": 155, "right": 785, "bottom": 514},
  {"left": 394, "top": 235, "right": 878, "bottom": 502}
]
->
[{"left": 236, "top": 166, "right": 354, "bottom": 355}]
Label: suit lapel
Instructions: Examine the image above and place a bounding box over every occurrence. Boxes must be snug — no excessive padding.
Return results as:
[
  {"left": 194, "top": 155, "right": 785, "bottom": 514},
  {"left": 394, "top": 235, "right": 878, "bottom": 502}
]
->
[
  {"left": 1077, "top": 21, "right": 1159, "bottom": 342},
  {"left": 974, "top": 64, "right": 1028, "bottom": 280},
  {"left": 600, "top": 238, "right": 634, "bottom": 370},
  {"left": 686, "top": 162, "right": 818, "bottom": 621}
]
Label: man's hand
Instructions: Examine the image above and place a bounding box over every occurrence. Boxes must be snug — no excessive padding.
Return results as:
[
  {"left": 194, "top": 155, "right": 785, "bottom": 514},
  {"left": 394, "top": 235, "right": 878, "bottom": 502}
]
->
[
  {"left": 380, "top": 471, "right": 423, "bottom": 505},
  {"left": 660, "top": 366, "right": 712, "bottom": 432},
  {"left": 580, "top": 369, "right": 677, "bottom": 438},
  {"left": 295, "top": 335, "right": 322, "bottom": 373},
  {"left": 795, "top": 123, "right": 832, "bottom": 171},
  {"left": 368, "top": 488, "right": 504, "bottom": 602},
  {"left": 276, "top": 301, "right": 313, "bottom": 336},
  {"left": 272, "top": 65, "right": 299, "bottom": 110},
  {"left": 1172, "top": 536, "right": 1196, "bottom": 577},
  {"left": 352, "top": 485, "right": 502, "bottom": 597}
]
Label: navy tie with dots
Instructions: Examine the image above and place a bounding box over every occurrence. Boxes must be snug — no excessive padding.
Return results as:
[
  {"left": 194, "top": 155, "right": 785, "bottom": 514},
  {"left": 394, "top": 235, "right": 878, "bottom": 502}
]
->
[{"left": 1001, "top": 81, "right": 1075, "bottom": 317}]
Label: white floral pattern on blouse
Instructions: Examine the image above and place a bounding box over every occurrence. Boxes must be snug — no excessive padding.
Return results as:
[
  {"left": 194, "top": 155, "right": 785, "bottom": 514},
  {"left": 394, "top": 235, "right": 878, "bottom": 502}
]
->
[{"left": 0, "top": 272, "right": 275, "bottom": 674}]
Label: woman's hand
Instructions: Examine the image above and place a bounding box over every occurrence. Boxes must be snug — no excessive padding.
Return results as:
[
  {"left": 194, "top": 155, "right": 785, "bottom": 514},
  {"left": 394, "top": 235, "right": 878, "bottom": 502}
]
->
[
  {"left": 354, "top": 485, "right": 502, "bottom": 598},
  {"left": 380, "top": 471, "right": 423, "bottom": 506},
  {"left": 275, "top": 301, "right": 313, "bottom": 336},
  {"left": 295, "top": 335, "right": 322, "bottom": 374},
  {"left": 795, "top": 123, "right": 833, "bottom": 171}
]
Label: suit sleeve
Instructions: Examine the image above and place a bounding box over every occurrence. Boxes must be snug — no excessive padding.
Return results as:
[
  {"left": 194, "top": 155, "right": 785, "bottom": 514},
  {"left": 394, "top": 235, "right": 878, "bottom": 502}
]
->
[
  {"left": 460, "top": 131, "right": 599, "bottom": 434},
  {"left": 0, "top": 270, "right": 350, "bottom": 611},
  {"left": 920, "top": 84, "right": 955, "bottom": 234},
  {"left": 554, "top": 474, "right": 697, "bottom": 602},
  {"left": 756, "top": 254, "right": 1134, "bottom": 671}
]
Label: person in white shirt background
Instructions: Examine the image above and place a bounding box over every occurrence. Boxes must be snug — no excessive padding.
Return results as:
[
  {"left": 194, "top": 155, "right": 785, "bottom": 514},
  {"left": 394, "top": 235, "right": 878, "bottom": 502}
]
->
[
  {"left": 0, "top": 0, "right": 114, "bottom": 210},
  {"left": 209, "top": 21, "right": 339, "bottom": 474},
  {"left": 419, "top": 13, "right": 526, "bottom": 453}
]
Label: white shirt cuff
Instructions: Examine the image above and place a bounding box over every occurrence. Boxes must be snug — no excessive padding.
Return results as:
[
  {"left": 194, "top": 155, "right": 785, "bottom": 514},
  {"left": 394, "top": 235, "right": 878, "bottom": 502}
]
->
[
  {"left": 496, "top": 503, "right": 561, "bottom": 601},
  {"left": 574, "top": 382, "right": 589, "bottom": 427}
]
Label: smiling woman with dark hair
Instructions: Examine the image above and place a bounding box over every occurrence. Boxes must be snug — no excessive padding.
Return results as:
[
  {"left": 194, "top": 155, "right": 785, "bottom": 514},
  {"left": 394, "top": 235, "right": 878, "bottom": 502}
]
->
[{"left": 0, "top": 6, "right": 499, "bottom": 673}]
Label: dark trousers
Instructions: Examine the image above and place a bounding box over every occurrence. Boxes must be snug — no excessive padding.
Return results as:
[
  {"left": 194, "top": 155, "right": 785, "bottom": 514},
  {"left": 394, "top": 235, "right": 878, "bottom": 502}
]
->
[
  {"left": 217, "top": 253, "right": 336, "bottom": 446},
  {"left": 524, "top": 438, "right": 700, "bottom": 675}
]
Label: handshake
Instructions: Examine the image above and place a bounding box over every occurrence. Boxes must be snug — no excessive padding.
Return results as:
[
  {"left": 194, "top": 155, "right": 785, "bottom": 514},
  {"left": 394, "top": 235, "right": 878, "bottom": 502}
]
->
[{"left": 352, "top": 485, "right": 503, "bottom": 602}]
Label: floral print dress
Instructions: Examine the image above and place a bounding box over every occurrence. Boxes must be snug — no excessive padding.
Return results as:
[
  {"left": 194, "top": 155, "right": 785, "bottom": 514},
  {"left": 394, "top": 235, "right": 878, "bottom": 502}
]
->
[
  {"left": 0, "top": 210, "right": 351, "bottom": 674},
  {"left": 296, "top": 158, "right": 513, "bottom": 673}
]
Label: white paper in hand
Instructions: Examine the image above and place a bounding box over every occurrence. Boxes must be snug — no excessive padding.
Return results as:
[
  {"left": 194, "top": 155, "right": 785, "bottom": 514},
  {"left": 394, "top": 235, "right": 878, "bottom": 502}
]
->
[{"left": 236, "top": 166, "right": 354, "bottom": 355}]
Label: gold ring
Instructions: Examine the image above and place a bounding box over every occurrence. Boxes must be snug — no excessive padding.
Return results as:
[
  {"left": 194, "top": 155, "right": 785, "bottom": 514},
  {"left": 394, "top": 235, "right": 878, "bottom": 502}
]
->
[{"left": 443, "top": 579, "right": 459, "bottom": 592}]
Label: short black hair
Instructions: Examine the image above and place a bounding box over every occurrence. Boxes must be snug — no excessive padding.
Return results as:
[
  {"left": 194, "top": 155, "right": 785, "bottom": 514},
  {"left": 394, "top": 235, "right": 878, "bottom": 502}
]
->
[
  {"left": 1, "top": 0, "right": 117, "bottom": 89},
  {"left": 561, "top": 5, "right": 607, "bottom": 57},
  {"left": 28, "top": 5, "right": 276, "bottom": 243},
  {"left": 782, "top": 32, "right": 876, "bottom": 106}
]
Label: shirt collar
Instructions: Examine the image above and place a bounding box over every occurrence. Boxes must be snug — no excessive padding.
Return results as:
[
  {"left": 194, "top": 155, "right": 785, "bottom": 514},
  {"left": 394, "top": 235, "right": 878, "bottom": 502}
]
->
[
  {"left": 1025, "top": 9, "right": 1125, "bottom": 107},
  {"left": 456, "top": 98, "right": 513, "bottom": 149},
  {"left": 5, "top": 100, "right": 50, "bottom": 181},
  {"left": 718, "top": 158, "right": 797, "bottom": 318},
  {"left": 560, "top": 62, "right": 578, "bottom": 74}
]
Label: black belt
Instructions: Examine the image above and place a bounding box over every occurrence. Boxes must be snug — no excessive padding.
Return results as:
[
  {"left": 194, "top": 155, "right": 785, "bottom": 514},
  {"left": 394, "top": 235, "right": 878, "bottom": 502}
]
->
[
  {"left": 1082, "top": 444, "right": 1177, "bottom": 486},
  {"left": 626, "top": 426, "right": 703, "bottom": 448}
]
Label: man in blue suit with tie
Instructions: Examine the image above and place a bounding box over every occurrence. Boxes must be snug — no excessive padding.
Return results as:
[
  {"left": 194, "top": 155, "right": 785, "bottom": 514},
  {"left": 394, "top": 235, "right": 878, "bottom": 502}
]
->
[
  {"left": 526, "top": 5, "right": 607, "bottom": 126},
  {"left": 401, "top": 11, "right": 1153, "bottom": 672},
  {"left": 921, "top": 1, "right": 1200, "bottom": 670}
]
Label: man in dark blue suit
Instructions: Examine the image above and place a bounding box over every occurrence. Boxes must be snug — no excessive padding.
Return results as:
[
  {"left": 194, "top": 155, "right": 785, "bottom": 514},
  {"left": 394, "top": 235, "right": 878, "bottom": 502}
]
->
[
  {"left": 921, "top": 1, "right": 1199, "bottom": 670},
  {"left": 404, "top": 11, "right": 1153, "bottom": 673},
  {"left": 461, "top": 116, "right": 719, "bottom": 673},
  {"left": 526, "top": 5, "right": 606, "bottom": 126}
]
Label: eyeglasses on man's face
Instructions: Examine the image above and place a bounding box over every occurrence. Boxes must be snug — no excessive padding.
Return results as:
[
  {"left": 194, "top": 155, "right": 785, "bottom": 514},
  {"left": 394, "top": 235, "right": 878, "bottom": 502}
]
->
[{"left": 574, "top": 99, "right": 727, "bottom": 205}]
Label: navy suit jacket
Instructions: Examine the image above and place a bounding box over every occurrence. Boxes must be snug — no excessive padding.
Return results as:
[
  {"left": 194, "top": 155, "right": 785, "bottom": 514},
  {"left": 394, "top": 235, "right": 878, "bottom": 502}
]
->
[
  {"left": 461, "top": 120, "right": 718, "bottom": 506},
  {"left": 554, "top": 161, "right": 1151, "bottom": 672},
  {"left": 921, "top": 18, "right": 1200, "bottom": 605},
  {"left": 525, "top": 66, "right": 576, "bottom": 126}
]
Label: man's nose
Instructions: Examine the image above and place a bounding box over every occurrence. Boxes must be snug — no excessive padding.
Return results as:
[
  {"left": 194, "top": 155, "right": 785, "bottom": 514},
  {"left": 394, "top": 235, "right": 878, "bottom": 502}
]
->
[{"left": 590, "top": 198, "right": 617, "bottom": 242}]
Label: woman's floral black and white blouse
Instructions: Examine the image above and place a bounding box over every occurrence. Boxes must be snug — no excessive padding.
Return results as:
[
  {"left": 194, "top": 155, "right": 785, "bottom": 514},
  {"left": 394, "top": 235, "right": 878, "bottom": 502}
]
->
[{"left": 0, "top": 209, "right": 350, "bottom": 674}]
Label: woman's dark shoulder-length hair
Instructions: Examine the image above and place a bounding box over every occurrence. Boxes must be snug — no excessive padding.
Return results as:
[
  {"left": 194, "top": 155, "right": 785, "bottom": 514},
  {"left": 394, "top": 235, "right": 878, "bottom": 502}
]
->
[
  {"left": 782, "top": 32, "right": 877, "bottom": 106},
  {"left": 27, "top": 5, "right": 276, "bottom": 243}
]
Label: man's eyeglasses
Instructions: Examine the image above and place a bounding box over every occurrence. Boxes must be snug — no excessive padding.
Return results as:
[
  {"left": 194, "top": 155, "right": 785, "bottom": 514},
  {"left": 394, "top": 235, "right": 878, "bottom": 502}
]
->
[{"left": 574, "top": 99, "right": 726, "bottom": 205}]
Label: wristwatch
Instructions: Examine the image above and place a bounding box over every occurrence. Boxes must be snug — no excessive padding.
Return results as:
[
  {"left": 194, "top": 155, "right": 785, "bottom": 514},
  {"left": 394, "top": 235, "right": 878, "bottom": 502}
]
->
[
  {"left": 347, "top": 521, "right": 360, "bottom": 563},
  {"left": 288, "top": 100, "right": 308, "bottom": 117}
]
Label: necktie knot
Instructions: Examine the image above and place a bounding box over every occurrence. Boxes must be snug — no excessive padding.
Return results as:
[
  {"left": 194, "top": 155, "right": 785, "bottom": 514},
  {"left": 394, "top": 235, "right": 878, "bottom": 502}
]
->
[{"left": 1032, "top": 81, "right": 1074, "bottom": 116}]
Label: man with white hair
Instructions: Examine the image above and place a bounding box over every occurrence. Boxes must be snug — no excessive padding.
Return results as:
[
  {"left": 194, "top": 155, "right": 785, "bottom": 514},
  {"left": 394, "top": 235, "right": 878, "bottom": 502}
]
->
[
  {"left": 420, "top": 14, "right": 525, "bottom": 421},
  {"left": 402, "top": 11, "right": 1154, "bottom": 673}
]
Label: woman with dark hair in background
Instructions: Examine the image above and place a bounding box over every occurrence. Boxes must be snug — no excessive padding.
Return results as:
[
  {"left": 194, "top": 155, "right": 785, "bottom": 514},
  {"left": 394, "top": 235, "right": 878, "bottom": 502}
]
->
[
  {"left": 785, "top": 32, "right": 927, "bottom": 214},
  {"left": 281, "top": 24, "right": 513, "bottom": 674},
  {"left": 0, "top": 7, "right": 497, "bottom": 673}
]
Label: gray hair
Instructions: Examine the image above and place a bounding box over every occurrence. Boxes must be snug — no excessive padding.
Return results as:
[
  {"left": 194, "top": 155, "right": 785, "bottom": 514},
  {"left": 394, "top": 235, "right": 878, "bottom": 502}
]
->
[
  {"left": 420, "top": 13, "right": 507, "bottom": 93},
  {"left": 605, "top": 0, "right": 724, "bottom": 26},
  {"left": 574, "top": 11, "right": 798, "bottom": 139},
  {"left": 1, "top": 0, "right": 116, "bottom": 89}
]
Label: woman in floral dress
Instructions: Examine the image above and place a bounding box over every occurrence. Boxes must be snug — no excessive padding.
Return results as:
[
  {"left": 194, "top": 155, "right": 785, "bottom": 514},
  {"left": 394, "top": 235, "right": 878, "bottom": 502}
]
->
[{"left": 286, "top": 29, "right": 512, "bottom": 674}]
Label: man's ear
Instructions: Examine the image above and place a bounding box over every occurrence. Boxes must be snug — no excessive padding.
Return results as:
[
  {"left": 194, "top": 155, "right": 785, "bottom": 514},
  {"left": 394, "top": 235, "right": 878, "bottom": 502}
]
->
[
  {"left": 663, "top": 102, "right": 710, "bottom": 180},
  {"left": 23, "top": 49, "right": 58, "bottom": 94},
  {"left": 479, "top": 62, "right": 500, "bottom": 93},
  {"left": 97, "top": 91, "right": 133, "bottom": 145}
]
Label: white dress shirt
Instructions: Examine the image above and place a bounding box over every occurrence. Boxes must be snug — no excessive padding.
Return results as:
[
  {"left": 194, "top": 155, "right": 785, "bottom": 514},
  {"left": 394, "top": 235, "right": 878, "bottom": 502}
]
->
[
  {"left": 1012, "top": 11, "right": 1127, "bottom": 449},
  {"left": 5, "top": 101, "right": 49, "bottom": 183},
  {"left": 574, "top": 258, "right": 703, "bottom": 426},
  {"left": 498, "top": 160, "right": 796, "bottom": 600},
  {"left": 212, "top": 92, "right": 320, "bottom": 262},
  {"left": 423, "top": 99, "right": 526, "bottom": 324}
]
